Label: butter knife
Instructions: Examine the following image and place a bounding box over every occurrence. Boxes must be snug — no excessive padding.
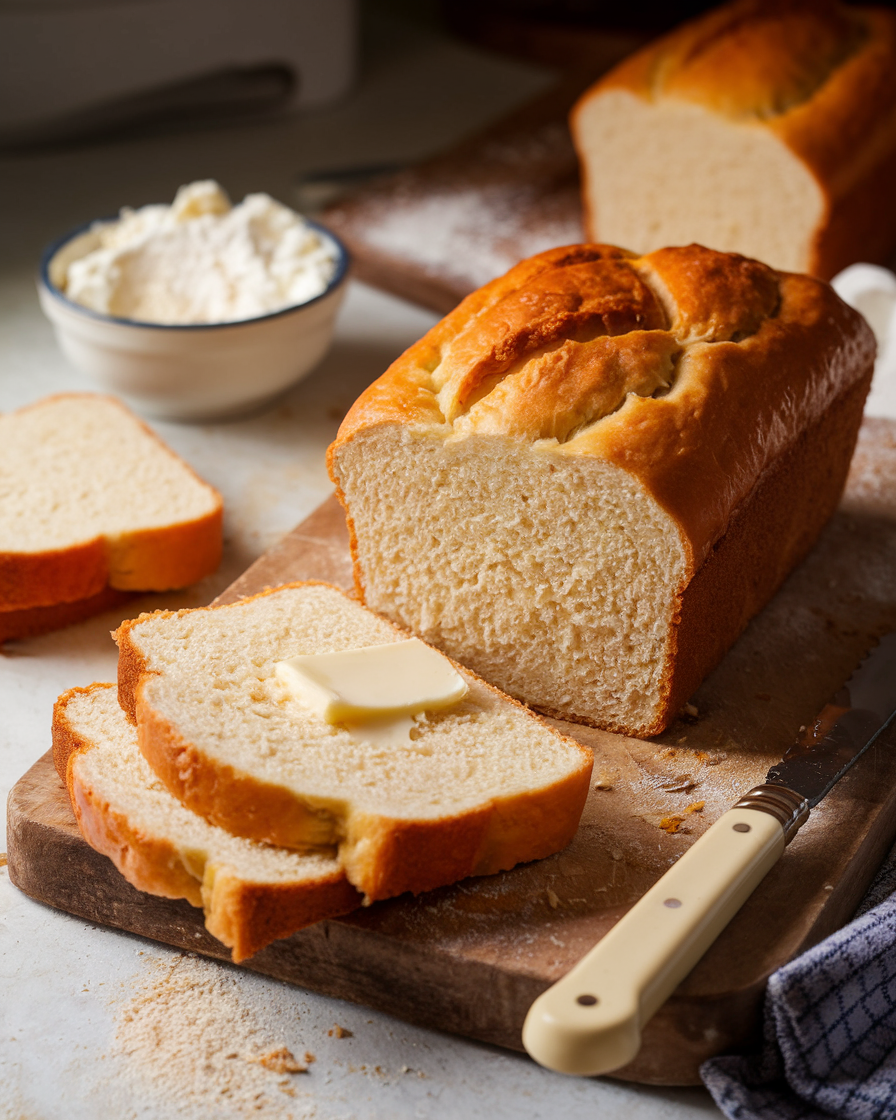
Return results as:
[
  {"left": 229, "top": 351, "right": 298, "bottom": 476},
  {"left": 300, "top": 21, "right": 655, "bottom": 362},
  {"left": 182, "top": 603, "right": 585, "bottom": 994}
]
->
[{"left": 522, "top": 631, "right": 896, "bottom": 1076}]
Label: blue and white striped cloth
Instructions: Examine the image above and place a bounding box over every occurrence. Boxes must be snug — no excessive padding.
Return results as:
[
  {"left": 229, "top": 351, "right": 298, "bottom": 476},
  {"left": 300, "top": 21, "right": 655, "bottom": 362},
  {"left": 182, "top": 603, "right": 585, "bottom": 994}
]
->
[{"left": 701, "top": 839, "right": 896, "bottom": 1120}]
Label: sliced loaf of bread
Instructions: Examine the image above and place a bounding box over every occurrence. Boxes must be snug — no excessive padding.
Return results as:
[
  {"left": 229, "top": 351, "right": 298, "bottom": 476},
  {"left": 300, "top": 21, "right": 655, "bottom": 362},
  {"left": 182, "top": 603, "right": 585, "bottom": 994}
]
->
[
  {"left": 327, "top": 243, "right": 874, "bottom": 736},
  {"left": 115, "top": 582, "right": 593, "bottom": 902},
  {"left": 0, "top": 394, "right": 223, "bottom": 616},
  {"left": 570, "top": 1, "right": 896, "bottom": 279},
  {"left": 53, "top": 683, "right": 361, "bottom": 961}
]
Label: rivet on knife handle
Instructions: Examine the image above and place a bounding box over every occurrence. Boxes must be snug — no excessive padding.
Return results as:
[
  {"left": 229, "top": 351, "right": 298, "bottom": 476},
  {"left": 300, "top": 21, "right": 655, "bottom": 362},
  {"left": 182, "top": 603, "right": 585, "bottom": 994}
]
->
[{"left": 522, "top": 796, "right": 801, "bottom": 1077}]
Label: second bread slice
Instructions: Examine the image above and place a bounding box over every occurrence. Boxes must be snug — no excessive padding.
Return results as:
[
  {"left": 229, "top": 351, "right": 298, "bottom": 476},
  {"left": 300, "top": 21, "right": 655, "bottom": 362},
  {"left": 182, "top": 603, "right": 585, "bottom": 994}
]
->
[
  {"left": 116, "top": 582, "right": 593, "bottom": 902},
  {"left": 54, "top": 683, "right": 361, "bottom": 962}
]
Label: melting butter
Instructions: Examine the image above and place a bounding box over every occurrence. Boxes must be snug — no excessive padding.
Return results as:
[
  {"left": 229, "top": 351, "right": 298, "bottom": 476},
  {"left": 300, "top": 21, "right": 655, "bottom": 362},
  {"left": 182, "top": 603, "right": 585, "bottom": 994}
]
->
[
  {"left": 343, "top": 713, "right": 418, "bottom": 748},
  {"left": 274, "top": 637, "right": 467, "bottom": 725}
]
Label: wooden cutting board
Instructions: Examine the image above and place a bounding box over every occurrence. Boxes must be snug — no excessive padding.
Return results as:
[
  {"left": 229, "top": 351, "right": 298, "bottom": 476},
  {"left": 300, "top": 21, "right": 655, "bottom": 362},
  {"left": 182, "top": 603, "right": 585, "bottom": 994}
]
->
[
  {"left": 321, "top": 77, "right": 588, "bottom": 315},
  {"left": 8, "top": 417, "right": 896, "bottom": 1087}
]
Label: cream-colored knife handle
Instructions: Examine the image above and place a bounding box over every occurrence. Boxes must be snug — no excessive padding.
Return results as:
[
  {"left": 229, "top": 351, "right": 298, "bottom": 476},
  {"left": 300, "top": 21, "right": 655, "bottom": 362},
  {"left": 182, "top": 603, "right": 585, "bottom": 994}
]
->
[{"left": 522, "top": 806, "right": 786, "bottom": 1076}]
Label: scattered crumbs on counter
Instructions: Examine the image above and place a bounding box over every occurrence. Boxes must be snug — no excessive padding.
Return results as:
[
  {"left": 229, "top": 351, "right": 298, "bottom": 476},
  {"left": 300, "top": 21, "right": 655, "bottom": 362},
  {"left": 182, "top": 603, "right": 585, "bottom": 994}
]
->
[
  {"left": 546, "top": 888, "right": 560, "bottom": 909},
  {"left": 592, "top": 775, "right": 614, "bottom": 791},
  {"left": 328, "top": 1024, "right": 352, "bottom": 1039},
  {"left": 246, "top": 1047, "right": 308, "bottom": 1075},
  {"left": 0, "top": 852, "right": 7, "bottom": 867},
  {"left": 112, "top": 953, "right": 316, "bottom": 1118},
  {"left": 304, "top": 1052, "right": 316, "bottom": 1064}
]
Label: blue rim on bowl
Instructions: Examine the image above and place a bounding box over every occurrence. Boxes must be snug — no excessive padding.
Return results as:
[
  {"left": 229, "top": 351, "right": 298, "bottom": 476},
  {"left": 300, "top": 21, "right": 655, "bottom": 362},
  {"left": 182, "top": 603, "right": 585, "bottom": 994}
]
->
[{"left": 39, "top": 214, "right": 351, "bottom": 331}]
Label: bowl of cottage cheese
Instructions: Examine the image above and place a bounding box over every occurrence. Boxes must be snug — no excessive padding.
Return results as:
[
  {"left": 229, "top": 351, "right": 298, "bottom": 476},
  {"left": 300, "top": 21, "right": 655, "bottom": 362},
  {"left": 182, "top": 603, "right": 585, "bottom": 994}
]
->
[{"left": 38, "top": 180, "right": 349, "bottom": 420}]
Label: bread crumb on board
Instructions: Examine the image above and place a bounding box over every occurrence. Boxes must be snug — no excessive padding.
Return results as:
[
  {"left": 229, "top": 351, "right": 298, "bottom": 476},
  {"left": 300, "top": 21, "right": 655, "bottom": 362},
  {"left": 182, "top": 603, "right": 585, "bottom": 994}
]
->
[
  {"left": 0, "top": 852, "right": 7, "bottom": 868},
  {"left": 328, "top": 1024, "right": 352, "bottom": 1039},
  {"left": 659, "top": 801, "right": 705, "bottom": 834}
]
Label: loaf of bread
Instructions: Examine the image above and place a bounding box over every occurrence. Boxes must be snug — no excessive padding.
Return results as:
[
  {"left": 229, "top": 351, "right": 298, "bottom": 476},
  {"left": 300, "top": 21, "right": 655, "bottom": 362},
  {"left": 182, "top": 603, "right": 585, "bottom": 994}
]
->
[
  {"left": 115, "top": 581, "right": 592, "bottom": 902},
  {"left": 570, "top": 0, "right": 896, "bottom": 279},
  {"left": 0, "top": 394, "right": 222, "bottom": 633},
  {"left": 53, "top": 683, "right": 361, "bottom": 962},
  {"left": 327, "top": 242, "right": 875, "bottom": 737}
]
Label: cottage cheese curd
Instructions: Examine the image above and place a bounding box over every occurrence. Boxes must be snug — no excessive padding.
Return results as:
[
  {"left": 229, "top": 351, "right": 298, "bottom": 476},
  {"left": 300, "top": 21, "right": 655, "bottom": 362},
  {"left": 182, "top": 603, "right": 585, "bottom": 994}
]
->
[{"left": 59, "top": 180, "right": 340, "bottom": 325}]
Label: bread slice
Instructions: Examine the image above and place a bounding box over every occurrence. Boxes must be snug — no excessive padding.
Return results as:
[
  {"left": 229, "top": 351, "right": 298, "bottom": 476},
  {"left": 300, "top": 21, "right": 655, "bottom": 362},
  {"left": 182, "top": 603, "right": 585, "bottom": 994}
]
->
[
  {"left": 0, "top": 394, "right": 223, "bottom": 613},
  {"left": 327, "top": 243, "right": 875, "bottom": 737},
  {"left": 570, "top": 0, "right": 896, "bottom": 279},
  {"left": 0, "top": 585, "right": 135, "bottom": 645},
  {"left": 53, "top": 683, "right": 361, "bottom": 962},
  {"left": 115, "top": 582, "right": 593, "bottom": 902}
]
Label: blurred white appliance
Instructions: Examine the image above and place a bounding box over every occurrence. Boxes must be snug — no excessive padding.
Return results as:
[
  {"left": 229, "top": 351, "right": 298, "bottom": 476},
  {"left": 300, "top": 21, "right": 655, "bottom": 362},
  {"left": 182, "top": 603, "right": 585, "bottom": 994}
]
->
[{"left": 0, "top": 0, "right": 358, "bottom": 147}]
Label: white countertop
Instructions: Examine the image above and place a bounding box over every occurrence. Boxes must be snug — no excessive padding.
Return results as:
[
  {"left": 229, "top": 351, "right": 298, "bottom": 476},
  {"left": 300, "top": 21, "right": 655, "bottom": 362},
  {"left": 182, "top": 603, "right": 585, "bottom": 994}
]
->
[{"left": 5, "top": 8, "right": 878, "bottom": 1118}]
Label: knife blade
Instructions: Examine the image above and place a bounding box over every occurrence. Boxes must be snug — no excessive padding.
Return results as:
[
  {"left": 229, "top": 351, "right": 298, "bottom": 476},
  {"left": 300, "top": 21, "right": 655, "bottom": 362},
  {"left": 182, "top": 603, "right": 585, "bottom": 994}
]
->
[{"left": 522, "top": 630, "right": 896, "bottom": 1077}]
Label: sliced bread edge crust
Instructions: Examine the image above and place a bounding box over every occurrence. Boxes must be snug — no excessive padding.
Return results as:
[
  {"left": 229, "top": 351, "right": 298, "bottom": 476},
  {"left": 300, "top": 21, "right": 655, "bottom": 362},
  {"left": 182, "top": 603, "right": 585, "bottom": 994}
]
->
[{"left": 52, "top": 683, "right": 361, "bottom": 962}]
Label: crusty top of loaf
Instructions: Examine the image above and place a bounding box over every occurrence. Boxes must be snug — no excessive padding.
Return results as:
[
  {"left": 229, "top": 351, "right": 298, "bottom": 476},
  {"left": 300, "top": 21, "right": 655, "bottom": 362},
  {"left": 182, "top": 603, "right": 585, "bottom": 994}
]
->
[
  {"left": 572, "top": 0, "right": 896, "bottom": 195},
  {"left": 328, "top": 243, "right": 874, "bottom": 572}
]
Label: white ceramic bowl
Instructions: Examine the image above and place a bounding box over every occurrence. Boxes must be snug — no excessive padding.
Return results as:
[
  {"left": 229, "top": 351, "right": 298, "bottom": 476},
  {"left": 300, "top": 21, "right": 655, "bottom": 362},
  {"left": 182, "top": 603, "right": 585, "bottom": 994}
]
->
[{"left": 38, "top": 217, "right": 349, "bottom": 421}]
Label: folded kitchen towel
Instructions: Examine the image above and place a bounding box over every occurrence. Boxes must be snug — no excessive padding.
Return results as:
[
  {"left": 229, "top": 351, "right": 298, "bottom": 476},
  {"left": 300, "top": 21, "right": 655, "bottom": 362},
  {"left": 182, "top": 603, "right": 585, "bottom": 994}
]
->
[{"left": 701, "top": 839, "right": 896, "bottom": 1120}]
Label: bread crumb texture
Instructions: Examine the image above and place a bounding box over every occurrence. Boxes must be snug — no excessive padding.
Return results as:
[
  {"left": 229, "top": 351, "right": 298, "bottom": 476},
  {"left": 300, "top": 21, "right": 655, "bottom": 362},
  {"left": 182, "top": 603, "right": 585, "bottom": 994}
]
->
[
  {"left": 123, "top": 582, "right": 592, "bottom": 901},
  {"left": 0, "top": 394, "right": 219, "bottom": 553},
  {"left": 331, "top": 242, "right": 873, "bottom": 735},
  {"left": 0, "top": 393, "right": 222, "bottom": 615},
  {"left": 572, "top": 0, "right": 896, "bottom": 277},
  {"left": 112, "top": 954, "right": 316, "bottom": 1118}
]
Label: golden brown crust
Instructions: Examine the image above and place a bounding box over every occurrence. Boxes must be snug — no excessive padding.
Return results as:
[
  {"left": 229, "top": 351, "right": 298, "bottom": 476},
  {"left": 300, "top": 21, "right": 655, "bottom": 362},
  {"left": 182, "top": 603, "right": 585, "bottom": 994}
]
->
[
  {"left": 0, "top": 585, "right": 135, "bottom": 646},
  {"left": 0, "top": 392, "right": 223, "bottom": 611},
  {"left": 570, "top": 0, "right": 896, "bottom": 278},
  {"left": 52, "top": 683, "right": 110, "bottom": 782},
  {"left": 340, "top": 761, "right": 592, "bottom": 902},
  {"left": 204, "top": 870, "right": 361, "bottom": 963},
  {"left": 116, "top": 581, "right": 594, "bottom": 900},
  {"left": 329, "top": 243, "right": 874, "bottom": 575},
  {"left": 522, "top": 368, "right": 872, "bottom": 735},
  {"left": 0, "top": 539, "right": 109, "bottom": 612},
  {"left": 52, "top": 682, "right": 362, "bottom": 962},
  {"left": 134, "top": 688, "right": 342, "bottom": 850},
  {"left": 662, "top": 366, "right": 871, "bottom": 730},
  {"left": 327, "top": 241, "right": 874, "bottom": 737}
]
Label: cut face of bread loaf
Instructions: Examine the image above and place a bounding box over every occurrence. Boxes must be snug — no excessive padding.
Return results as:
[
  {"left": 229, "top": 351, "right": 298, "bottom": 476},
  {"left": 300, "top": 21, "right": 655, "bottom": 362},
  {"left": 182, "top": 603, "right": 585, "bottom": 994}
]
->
[
  {"left": 115, "top": 582, "right": 592, "bottom": 902},
  {"left": 571, "top": 0, "right": 896, "bottom": 279},
  {"left": 53, "top": 683, "right": 361, "bottom": 962},
  {"left": 0, "top": 393, "right": 222, "bottom": 615},
  {"left": 328, "top": 243, "right": 875, "bottom": 737}
]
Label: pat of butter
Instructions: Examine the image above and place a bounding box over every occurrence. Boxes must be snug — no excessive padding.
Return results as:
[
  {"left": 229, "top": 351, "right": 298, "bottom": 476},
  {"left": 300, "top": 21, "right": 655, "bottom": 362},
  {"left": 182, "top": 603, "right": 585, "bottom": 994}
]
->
[{"left": 274, "top": 638, "right": 467, "bottom": 724}]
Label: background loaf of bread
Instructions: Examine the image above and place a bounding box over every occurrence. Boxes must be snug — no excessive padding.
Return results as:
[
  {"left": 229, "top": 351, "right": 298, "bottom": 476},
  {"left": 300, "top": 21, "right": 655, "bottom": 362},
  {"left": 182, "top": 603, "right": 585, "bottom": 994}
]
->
[
  {"left": 328, "top": 242, "right": 875, "bottom": 737},
  {"left": 571, "top": 0, "right": 896, "bottom": 279}
]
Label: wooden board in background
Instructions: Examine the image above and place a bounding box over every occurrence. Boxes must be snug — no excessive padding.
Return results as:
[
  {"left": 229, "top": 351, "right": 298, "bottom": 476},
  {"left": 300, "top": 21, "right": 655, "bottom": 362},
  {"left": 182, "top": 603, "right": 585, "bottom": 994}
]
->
[
  {"left": 321, "top": 77, "right": 588, "bottom": 315},
  {"left": 8, "top": 418, "right": 896, "bottom": 1086}
]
